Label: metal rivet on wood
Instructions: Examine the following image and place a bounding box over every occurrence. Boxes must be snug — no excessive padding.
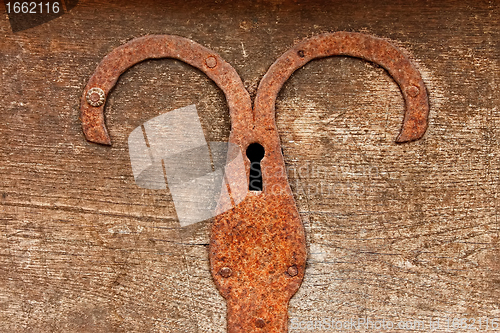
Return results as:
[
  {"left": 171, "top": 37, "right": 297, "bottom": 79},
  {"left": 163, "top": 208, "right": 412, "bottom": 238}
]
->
[{"left": 80, "top": 32, "right": 429, "bottom": 333}]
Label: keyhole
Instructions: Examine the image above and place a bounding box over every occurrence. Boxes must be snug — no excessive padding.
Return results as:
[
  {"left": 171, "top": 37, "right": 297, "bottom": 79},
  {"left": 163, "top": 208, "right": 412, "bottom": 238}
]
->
[{"left": 246, "top": 143, "right": 265, "bottom": 191}]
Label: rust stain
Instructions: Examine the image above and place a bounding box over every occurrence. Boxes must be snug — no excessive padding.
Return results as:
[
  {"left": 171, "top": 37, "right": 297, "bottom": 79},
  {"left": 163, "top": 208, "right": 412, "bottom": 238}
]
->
[
  {"left": 80, "top": 32, "right": 430, "bottom": 333},
  {"left": 79, "top": 34, "right": 252, "bottom": 145},
  {"left": 254, "top": 31, "right": 430, "bottom": 143}
]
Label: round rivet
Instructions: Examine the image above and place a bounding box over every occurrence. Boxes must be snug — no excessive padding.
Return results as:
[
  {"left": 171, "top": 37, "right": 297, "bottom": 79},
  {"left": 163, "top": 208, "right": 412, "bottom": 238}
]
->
[
  {"left": 206, "top": 56, "right": 217, "bottom": 68},
  {"left": 219, "top": 267, "right": 232, "bottom": 278},
  {"left": 86, "top": 87, "right": 105, "bottom": 107},
  {"left": 287, "top": 265, "right": 298, "bottom": 277},
  {"left": 255, "top": 318, "right": 266, "bottom": 328},
  {"left": 297, "top": 50, "right": 305, "bottom": 58},
  {"left": 406, "top": 85, "right": 420, "bottom": 98}
]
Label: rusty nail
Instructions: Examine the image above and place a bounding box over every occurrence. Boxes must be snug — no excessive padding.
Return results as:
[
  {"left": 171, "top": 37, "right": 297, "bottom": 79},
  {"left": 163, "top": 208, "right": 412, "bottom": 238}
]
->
[
  {"left": 81, "top": 32, "right": 430, "bottom": 333},
  {"left": 80, "top": 35, "right": 251, "bottom": 145},
  {"left": 256, "top": 32, "right": 430, "bottom": 143},
  {"left": 406, "top": 85, "right": 420, "bottom": 98},
  {"left": 86, "top": 87, "right": 105, "bottom": 107},
  {"left": 287, "top": 265, "right": 298, "bottom": 277},
  {"left": 255, "top": 318, "right": 266, "bottom": 328},
  {"left": 219, "top": 267, "right": 232, "bottom": 278},
  {"left": 205, "top": 56, "right": 217, "bottom": 68}
]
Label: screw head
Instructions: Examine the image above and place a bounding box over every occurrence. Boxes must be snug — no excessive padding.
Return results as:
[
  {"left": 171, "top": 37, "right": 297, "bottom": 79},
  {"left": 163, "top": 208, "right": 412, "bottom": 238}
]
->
[
  {"left": 206, "top": 56, "right": 217, "bottom": 68},
  {"left": 255, "top": 318, "right": 266, "bottom": 328},
  {"left": 406, "top": 85, "right": 420, "bottom": 98},
  {"left": 86, "top": 87, "right": 105, "bottom": 107},
  {"left": 219, "top": 267, "right": 232, "bottom": 278},
  {"left": 287, "top": 265, "right": 298, "bottom": 277}
]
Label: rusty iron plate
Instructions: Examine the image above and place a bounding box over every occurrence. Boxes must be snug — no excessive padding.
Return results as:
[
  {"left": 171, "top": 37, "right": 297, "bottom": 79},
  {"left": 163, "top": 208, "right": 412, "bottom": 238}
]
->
[
  {"left": 210, "top": 32, "right": 429, "bottom": 333},
  {"left": 80, "top": 32, "right": 429, "bottom": 333},
  {"left": 80, "top": 34, "right": 252, "bottom": 145},
  {"left": 255, "top": 31, "right": 429, "bottom": 143}
]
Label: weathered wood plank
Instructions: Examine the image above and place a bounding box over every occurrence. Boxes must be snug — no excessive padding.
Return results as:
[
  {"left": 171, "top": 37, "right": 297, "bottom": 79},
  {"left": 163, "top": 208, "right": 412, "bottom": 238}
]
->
[{"left": 1, "top": 0, "right": 499, "bottom": 332}]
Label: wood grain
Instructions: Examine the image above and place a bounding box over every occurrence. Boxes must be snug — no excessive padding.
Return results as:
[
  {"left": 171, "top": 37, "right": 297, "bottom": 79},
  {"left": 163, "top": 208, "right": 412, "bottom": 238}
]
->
[{"left": 0, "top": 0, "right": 499, "bottom": 332}]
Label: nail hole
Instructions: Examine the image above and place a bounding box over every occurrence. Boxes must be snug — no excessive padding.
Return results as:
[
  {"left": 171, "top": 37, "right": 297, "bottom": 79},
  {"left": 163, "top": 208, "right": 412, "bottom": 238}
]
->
[
  {"left": 246, "top": 143, "right": 265, "bottom": 191},
  {"left": 297, "top": 50, "right": 305, "bottom": 58}
]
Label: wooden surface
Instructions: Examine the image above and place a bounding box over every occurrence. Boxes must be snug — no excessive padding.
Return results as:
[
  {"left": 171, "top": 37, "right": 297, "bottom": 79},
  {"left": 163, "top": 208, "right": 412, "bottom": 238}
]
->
[{"left": 1, "top": 0, "right": 499, "bottom": 332}]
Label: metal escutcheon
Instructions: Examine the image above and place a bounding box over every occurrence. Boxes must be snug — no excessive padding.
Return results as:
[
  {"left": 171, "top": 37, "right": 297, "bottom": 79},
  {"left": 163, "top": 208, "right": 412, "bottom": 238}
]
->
[{"left": 80, "top": 32, "right": 429, "bottom": 333}]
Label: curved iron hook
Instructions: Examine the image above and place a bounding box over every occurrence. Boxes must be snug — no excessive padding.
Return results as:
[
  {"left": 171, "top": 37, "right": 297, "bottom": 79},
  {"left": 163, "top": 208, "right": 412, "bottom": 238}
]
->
[
  {"left": 80, "top": 33, "right": 431, "bottom": 333},
  {"left": 80, "top": 35, "right": 252, "bottom": 145},
  {"left": 254, "top": 31, "right": 429, "bottom": 143}
]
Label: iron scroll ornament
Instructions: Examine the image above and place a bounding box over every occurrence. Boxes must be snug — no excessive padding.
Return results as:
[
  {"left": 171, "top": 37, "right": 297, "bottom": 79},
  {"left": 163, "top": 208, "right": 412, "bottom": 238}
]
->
[{"left": 80, "top": 32, "right": 429, "bottom": 333}]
